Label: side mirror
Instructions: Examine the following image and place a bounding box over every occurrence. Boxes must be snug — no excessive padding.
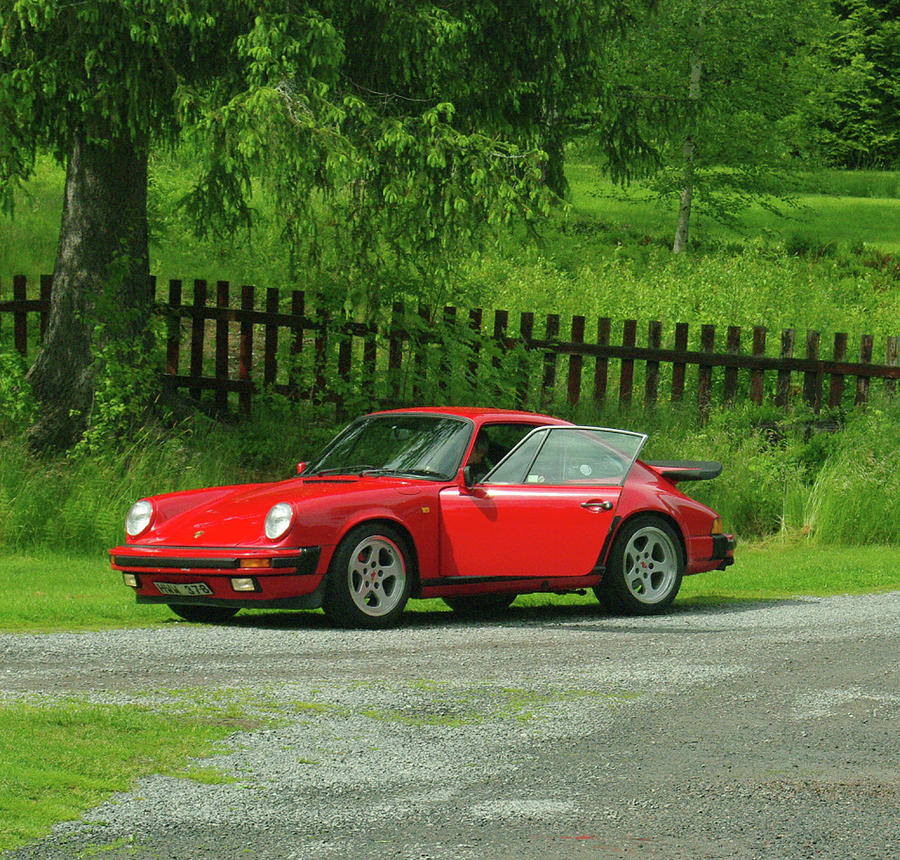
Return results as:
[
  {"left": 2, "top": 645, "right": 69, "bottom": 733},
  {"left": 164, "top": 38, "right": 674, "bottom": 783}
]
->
[
  {"left": 296, "top": 462, "right": 307, "bottom": 475},
  {"left": 457, "top": 466, "right": 474, "bottom": 494}
]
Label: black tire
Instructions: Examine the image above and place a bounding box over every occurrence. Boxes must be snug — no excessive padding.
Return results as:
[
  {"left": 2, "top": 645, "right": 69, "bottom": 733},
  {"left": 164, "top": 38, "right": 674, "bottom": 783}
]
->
[
  {"left": 594, "top": 515, "right": 684, "bottom": 615},
  {"left": 323, "top": 524, "right": 412, "bottom": 629},
  {"left": 442, "top": 593, "right": 516, "bottom": 617},
  {"left": 168, "top": 604, "right": 239, "bottom": 623}
]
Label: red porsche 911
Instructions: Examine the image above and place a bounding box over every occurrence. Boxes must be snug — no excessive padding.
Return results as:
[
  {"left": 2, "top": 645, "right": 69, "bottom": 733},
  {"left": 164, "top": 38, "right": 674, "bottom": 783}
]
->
[{"left": 110, "top": 407, "right": 735, "bottom": 628}]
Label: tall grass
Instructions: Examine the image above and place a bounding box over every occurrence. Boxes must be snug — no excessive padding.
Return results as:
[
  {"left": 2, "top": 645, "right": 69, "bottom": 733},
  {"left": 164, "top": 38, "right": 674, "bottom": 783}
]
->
[
  {"left": 458, "top": 245, "right": 900, "bottom": 341},
  {"left": 1, "top": 397, "right": 897, "bottom": 554},
  {"left": 0, "top": 397, "right": 335, "bottom": 555}
]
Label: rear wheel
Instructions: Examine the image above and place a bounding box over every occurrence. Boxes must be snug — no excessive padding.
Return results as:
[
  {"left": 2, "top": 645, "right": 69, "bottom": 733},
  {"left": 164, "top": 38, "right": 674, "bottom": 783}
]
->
[
  {"left": 595, "top": 516, "right": 684, "bottom": 615},
  {"left": 168, "top": 604, "right": 239, "bottom": 623},
  {"left": 323, "top": 524, "right": 412, "bottom": 628},
  {"left": 443, "top": 593, "right": 516, "bottom": 618}
]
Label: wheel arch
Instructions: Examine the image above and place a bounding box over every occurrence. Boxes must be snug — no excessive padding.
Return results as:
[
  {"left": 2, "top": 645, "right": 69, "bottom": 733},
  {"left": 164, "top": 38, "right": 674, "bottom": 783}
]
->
[
  {"left": 606, "top": 509, "right": 687, "bottom": 568},
  {"left": 334, "top": 516, "right": 421, "bottom": 594}
]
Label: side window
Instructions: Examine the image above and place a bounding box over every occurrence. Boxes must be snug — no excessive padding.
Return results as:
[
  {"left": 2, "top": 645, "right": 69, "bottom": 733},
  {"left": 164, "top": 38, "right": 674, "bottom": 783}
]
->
[
  {"left": 466, "top": 423, "right": 541, "bottom": 482},
  {"left": 484, "top": 429, "right": 548, "bottom": 484},
  {"left": 529, "top": 429, "right": 634, "bottom": 485}
]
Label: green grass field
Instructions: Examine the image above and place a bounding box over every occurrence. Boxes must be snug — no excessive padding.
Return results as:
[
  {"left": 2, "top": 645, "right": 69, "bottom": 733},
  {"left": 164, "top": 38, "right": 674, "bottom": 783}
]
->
[
  {"left": 564, "top": 162, "right": 900, "bottom": 253},
  {"left": 0, "top": 699, "right": 239, "bottom": 851}
]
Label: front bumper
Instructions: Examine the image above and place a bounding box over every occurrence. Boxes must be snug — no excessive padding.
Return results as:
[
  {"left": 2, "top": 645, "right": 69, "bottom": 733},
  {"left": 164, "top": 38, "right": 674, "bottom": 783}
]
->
[{"left": 110, "top": 545, "right": 324, "bottom": 607}]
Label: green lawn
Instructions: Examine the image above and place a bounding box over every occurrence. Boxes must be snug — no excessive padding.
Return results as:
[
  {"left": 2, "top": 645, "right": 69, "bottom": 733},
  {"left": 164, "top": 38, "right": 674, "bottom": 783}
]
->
[
  {"left": 1, "top": 543, "right": 897, "bottom": 633},
  {"left": 565, "top": 162, "right": 900, "bottom": 253},
  {"left": 0, "top": 697, "right": 248, "bottom": 852}
]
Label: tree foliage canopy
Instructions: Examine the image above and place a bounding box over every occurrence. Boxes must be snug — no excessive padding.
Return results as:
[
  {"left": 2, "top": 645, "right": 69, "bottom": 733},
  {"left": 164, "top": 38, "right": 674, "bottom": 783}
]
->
[
  {"left": 0, "top": 0, "right": 637, "bottom": 447},
  {"left": 587, "top": 0, "right": 827, "bottom": 240},
  {"left": 804, "top": 0, "right": 900, "bottom": 168}
]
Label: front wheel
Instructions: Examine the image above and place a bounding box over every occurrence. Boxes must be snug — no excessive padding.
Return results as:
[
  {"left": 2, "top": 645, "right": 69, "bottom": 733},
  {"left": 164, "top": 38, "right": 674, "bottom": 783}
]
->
[
  {"left": 168, "top": 604, "right": 239, "bottom": 623},
  {"left": 323, "top": 524, "right": 412, "bottom": 628},
  {"left": 594, "top": 516, "right": 684, "bottom": 615}
]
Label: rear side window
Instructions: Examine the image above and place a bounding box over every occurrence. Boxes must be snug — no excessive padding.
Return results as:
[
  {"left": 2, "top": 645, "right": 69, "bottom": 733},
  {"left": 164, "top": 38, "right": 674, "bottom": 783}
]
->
[{"left": 485, "top": 427, "right": 646, "bottom": 486}]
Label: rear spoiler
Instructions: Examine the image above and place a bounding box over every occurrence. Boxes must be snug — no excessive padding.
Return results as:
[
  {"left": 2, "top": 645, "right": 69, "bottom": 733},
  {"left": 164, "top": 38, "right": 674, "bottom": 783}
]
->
[{"left": 646, "top": 460, "right": 723, "bottom": 482}]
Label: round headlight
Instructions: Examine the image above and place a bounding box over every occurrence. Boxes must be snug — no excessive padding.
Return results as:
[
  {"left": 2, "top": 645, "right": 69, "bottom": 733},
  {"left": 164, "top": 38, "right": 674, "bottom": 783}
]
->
[
  {"left": 265, "top": 503, "right": 294, "bottom": 540},
  {"left": 125, "top": 500, "right": 154, "bottom": 537}
]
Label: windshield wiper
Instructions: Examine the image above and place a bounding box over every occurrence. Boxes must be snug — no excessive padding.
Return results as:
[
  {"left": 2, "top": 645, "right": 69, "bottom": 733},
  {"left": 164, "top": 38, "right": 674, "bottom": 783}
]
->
[
  {"left": 306, "top": 465, "right": 376, "bottom": 477},
  {"left": 360, "top": 467, "right": 446, "bottom": 479}
]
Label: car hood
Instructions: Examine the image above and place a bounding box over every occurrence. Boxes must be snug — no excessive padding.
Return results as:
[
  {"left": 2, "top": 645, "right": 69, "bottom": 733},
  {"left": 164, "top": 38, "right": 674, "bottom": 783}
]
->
[{"left": 132, "top": 476, "right": 427, "bottom": 548}]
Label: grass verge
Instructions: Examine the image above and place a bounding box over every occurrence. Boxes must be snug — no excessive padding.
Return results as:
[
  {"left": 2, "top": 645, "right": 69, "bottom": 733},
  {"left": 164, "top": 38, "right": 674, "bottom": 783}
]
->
[
  {"left": 0, "top": 699, "right": 238, "bottom": 852},
  {"left": 0, "top": 541, "right": 897, "bottom": 633}
]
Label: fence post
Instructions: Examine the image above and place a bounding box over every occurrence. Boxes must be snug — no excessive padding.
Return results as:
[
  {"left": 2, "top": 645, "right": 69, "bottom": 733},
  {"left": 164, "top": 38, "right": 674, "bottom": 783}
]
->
[
  {"left": 363, "top": 321, "right": 377, "bottom": 407},
  {"left": 568, "top": 315, "right": 585, "bottom": 408},
  {"left": 517, "top": 311, "right": 534, "bottom": 409},
  {"left": 723, "top": 325, "right": 740, "bottom": 405},
  {"left": 593, "top": 317, "right": 610, "bottom": 406},
  {"left": 289, "top": 291, "right": 305, "bottom": 400},
  {"left": 412, "top": 304, "right": 429, "bottom": 402},
  {"left": 189, "top": 279, "right": 207, "bottom": 402},
  {"left": 165, "top": 280, "right": 182, "bottom": 378},
  {"left": 855, "top": 334, "right": 874, "bottom": 407},
  {"left": 314, "top": 307, "right": 328, "bottom": 406},
  {"left": 886, "top": 336, "right": 899, "bottom": 398},
  {"left": 750, "top": 326, "right": 766, "bottom": 405},
  {"left": 671, "top": 322, "right": 688, "bottom": 403},
  {"left": 698, "top": 324, "right": 715, "bottom": 416},
  {"left": 264, "top": 287, "right": 279, "bottom": 388},
  {"left": 439, "top": 305, "right": 456, "bottom": 400},
  {"left": 388, "top": 301, "right": 404, "bottom": 403},
  {"left": 829, "top": 332, "right": 847, "bottom": 408},
  {"left": 239, "top": 285, "right": 254, "bottom": 414},
  {"left": 803, "top": 330, "right": 822, "bottom": 412},
  {"left": 215, "top": 281, "right": 229, "bottom": 413},
  {"left": 467, "top": 308, "right": 482, "bottom": 399},
  {"left": 645, "top": 321, "right": 662, "bottom": 408},
  {"left": 776, "top": 329, "right": 795, "bottom": 408},
  {"left": 336, "top": 320, "right": 352, "bottom": 423},
  {"left": 541, "top": 313, "right": 560, "bottom": 409},
  {"left": 492, "top": 310, "right": 509, "bottom": 404},
  {"left": 13, "top": 275, "right": 27, "bottom": 356},
  {"left": 619, "top": 319, "right": 637, "bottom": 407}
]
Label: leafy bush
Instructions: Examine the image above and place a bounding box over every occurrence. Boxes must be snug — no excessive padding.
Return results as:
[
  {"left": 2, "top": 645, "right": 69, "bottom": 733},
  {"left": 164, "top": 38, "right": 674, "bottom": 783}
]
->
[{"left": 0, "top": 351, "right": 36, "bottom": 437}]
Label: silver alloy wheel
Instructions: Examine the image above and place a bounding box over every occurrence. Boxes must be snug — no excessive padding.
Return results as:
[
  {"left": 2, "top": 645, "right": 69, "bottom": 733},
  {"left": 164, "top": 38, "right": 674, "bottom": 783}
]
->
[
  {"left": 622, "top": 525, "right": 679, "bottom": 604},
  {"left": 346, "top": 534, "right": 407, "bottom": 617}
]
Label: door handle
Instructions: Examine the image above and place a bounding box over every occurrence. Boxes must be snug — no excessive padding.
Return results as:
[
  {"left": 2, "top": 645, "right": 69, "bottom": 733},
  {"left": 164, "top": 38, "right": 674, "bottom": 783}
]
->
[{"left": 581, "top": 500, "right": 613, "bottom": 511}]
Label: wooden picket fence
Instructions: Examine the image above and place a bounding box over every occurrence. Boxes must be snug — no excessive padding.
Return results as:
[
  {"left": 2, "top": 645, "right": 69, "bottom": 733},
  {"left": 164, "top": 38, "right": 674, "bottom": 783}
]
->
[{"left": 2, "top": 274, "right": 898, "bottom": 418}]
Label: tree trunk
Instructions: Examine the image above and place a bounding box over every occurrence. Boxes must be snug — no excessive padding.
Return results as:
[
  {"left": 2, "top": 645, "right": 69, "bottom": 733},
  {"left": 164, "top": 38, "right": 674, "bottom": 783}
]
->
[
  {"left": 672, "top": 58, "right": 703, "bottom": 254},
  {"left": 26, "top": 129, "right": 151, "bottom": 450},
  {"left": 542, "top": 123, "right": 569, "bottom": 200}
]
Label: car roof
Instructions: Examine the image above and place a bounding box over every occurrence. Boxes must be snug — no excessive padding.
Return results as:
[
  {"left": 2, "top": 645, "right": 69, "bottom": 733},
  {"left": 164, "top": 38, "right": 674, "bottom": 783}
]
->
[{"left": 369, "top": 406, "right": 572, "bottom": 425}]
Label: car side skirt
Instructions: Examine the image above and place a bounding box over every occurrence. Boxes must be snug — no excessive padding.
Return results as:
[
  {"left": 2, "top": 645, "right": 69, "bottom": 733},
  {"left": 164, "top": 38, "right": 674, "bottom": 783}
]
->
[{"left": 419, "top": 573, "right": 603, "bottom": 598}]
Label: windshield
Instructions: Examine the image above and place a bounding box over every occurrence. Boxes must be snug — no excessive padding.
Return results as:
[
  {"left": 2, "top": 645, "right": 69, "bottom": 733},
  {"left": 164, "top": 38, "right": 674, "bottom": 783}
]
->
[{"left": 305, "top": 414, "right": 472, "bottom": 479}]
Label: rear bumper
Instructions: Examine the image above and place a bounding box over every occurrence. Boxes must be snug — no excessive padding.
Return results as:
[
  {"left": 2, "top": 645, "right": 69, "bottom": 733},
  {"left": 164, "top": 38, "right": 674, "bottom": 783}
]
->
[
  {"left": 109, "top": 545, "right": 325, "bottom": 606},
  {"left": 711, "top": 534, "right": 737, "bottom": 570},
  {"left": 686, "top": 533, "right": 736, "bottom": 574}
]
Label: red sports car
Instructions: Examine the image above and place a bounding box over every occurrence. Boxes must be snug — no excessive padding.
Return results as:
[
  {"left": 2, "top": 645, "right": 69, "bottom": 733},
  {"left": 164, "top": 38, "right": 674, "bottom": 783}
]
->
[{"left": 110, "top": 407, "right": 735, "bottom": 627}]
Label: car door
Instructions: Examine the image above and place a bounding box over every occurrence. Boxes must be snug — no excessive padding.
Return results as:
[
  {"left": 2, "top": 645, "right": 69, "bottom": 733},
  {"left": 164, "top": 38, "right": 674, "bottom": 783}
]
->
[{"left": 438, "top": 426, "right": 647, "bottom": 581}]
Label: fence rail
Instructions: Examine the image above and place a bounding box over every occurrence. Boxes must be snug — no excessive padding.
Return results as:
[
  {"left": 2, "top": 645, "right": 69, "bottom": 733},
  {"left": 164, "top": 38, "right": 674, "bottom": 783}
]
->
[{"left": 2, "top": 274, "right": 898, "bottom": 418}]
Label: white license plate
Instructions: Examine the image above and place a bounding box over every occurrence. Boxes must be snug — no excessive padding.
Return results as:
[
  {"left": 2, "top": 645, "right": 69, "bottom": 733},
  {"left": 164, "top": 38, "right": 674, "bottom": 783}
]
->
[{"left": 155, "top": 581, "right": 214, "bottom": 597}]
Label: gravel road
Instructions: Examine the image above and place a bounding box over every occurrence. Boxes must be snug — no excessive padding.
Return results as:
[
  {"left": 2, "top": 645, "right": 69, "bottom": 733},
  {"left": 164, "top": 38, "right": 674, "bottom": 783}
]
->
[{"left": 3, "top": 592, "right": 899, "bottom": 859}]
